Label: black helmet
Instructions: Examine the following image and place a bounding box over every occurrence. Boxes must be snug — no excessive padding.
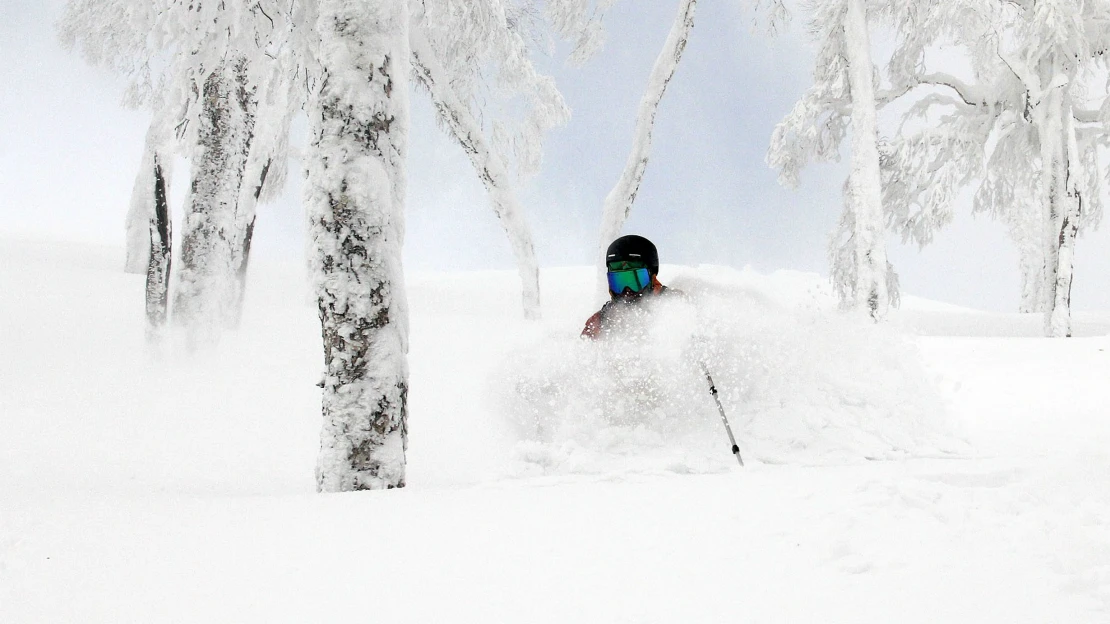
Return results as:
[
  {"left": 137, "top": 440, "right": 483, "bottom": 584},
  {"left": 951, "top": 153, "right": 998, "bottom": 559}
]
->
[{"left": 606, "top": 235, "right": 659, "bottom": 275}]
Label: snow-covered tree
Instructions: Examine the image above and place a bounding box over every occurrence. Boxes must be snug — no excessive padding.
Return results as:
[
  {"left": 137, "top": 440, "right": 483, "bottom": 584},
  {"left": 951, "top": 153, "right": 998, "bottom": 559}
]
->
[
  {"left": 130, "top": 119, "right": 174, "bottom": 339},
  {"left": 227, "top": 72, "right": 296, "bottom": 329},
  {"left": 768, "top": 0, "right": 894, "bottom": 320},
  {"left": 410, "top": 28, "right": 544, "bottom": 319},
  {"left": 411, "top": 0, "right": 597, "bottom": 319},
  {"left": 60, "top": 0, "right": 300, "bottom": 343},
  {"left": 64, "top": 0, "right": 596, "bottom": 328},
  {"left": 415, "top": 0, "right": 609, "bottom": 319},
  {"left": 65, "top": 0, "right": 607, "bottom": 489},
  {"left": 882, "top": 0, "right": 1110, "bottom": 336},
  {"left": 172, "top": 57, "right": 260, "bottom": 344},
  {"left": 595, "top": 0, "right": 697, "bottom": 302},
  {"left": 168, "top": 3, "right": 304, "bottom": 343},
  {"left": 308, "top": 0, "right": 605, "bottom": 489},
  {"left": 306, "top": 0, "right": 412, "bottom": 492}
]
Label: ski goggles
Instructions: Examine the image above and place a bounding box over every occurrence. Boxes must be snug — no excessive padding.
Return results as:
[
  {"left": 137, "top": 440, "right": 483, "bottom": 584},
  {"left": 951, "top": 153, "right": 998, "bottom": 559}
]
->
[{"left": 607, "top": 267, "right": 651, "bottom": 294}]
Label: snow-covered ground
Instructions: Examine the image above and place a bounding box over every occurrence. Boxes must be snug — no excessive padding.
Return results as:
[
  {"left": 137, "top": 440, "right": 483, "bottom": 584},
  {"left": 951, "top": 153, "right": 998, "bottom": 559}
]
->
[{"left": 2, "top": 237, "right": 1109, "bottom": 623}]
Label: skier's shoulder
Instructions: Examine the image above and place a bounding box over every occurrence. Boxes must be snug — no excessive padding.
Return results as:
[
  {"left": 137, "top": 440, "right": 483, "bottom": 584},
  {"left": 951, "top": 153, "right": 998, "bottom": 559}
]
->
[
  {"left": 581, "top": 302, "right": 610, "bottom": 339},
  {"left": 655, "top": 282, "right": 686, "bottom": 299}
]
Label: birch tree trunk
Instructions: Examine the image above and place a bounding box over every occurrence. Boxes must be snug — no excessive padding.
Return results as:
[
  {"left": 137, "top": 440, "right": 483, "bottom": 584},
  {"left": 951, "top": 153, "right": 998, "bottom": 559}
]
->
[
  {"left": 595, "top": 0, "right": 696, "bottom": 302},
  {"left": 1051, "top": 174, "right": 1082, "bottom": 338},
  {"left": 1042, "top": 85, "right": 1082, "bottom": 338},
  {"left": 841, "top": 0, "right": 888, "bottom": 321},
  {"left": 410, "top": 27, "right": 541, "bottom": 320},
  {"left": 307, "top": 0, "right": 411, "bottom": 492},
  {"left": 173, "top": 58, "right": 257, "bottom": 346}
]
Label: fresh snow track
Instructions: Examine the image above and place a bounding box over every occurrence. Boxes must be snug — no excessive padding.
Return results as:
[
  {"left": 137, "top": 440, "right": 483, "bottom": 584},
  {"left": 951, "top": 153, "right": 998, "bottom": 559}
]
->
[{"left": 1, "top": 238, "right": 1108, "bottom": 622}]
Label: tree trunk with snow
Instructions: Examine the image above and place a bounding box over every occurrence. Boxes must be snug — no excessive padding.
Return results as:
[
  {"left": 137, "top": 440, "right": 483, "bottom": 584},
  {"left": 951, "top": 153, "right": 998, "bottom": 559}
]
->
[
  {"left": 226, "top": 66, "right": 297, "bottom": 330},
  {"left": 226, "top": 156, "right": 269, "bottom": 330},
  {"left": 223, "top": 63, "right": 267, "bottom": 330},
  {"left": 1051, "top": 185, "right": 1082, "bottom": 337},
  {"left": 595, "top": 0, "right": 696, "bottom": 301},
  {"left": 1037, "top": 82, "right": 1082, "bottom": 338},
  {"left": 125, "top": 117, "right": 173, "bottom": 274},
  {"left": 145, "top": 155, "right": 172, "bottom": 340},
  {"left": 307, "top": 0, "right": 411, "bottom": 492},
  {"left": 410, "top": 27, "right": 541, "bottom": 320},
  {"left": 838, "top": 0, "right": 888, "bottom": 321},
  {"left": 127, "top": 116, "right": 174, "bottom": 339},
  {"left": 173, "top": 58, "right": 257, "bottom": 345}
]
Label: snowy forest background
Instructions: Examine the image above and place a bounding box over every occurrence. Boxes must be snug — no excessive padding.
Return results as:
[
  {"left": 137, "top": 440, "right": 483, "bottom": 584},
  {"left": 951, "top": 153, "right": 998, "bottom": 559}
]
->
[
  {"left": 7, "top": 0, "right": 1110, "bottom": 488},
  {"left": 7, "top": 0, "right": 1110, "bottom": 317}
]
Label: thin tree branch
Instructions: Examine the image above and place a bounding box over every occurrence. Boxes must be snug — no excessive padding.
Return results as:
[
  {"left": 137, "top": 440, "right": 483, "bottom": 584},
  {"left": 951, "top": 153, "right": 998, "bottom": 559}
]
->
[{"left": 256, "top": 2, "right": 275, "bottom": 29}]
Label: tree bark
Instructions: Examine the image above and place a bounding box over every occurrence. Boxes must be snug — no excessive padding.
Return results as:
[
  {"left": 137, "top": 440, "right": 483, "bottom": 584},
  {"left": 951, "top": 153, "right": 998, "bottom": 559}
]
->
[
  {"left": 146, "top": 156, "right": 172, "bottom": 341},
  {"left": 173, "top": 58, "right": 257, "bottom": 346},
  {"left": 308, "top": 0, "right": 411, "bottom": 492},
  {"left": 841, "top": 0, "right": 889, "bottom": 321}
]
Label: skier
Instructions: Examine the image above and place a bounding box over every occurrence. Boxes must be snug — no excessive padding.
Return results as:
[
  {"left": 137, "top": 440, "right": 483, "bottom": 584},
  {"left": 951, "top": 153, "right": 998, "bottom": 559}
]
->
[{"left": 582, "top": 235, "right": 678, "bottom": 339}]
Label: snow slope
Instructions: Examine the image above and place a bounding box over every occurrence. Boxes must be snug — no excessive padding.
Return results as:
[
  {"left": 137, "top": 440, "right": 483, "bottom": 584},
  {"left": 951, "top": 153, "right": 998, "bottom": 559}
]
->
[{"left": 1, "top": 237, "right": 1108, "bottom": 622}]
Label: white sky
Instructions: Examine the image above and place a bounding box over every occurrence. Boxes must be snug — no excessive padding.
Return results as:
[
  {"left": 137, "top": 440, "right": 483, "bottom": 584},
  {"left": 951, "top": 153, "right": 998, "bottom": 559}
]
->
[{"left": 3, "top": 0, "right": 1110, "bottom": 312}]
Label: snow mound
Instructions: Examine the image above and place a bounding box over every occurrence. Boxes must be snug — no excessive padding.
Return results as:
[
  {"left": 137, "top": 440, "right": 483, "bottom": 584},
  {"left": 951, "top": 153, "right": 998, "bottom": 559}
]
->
[{"left": 493, "top": 266, "right": 963, "bottom": 475}]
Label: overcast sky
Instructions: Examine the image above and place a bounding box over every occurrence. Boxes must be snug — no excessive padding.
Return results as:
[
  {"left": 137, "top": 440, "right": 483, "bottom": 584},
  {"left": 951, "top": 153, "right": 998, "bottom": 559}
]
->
[{"left": 4, "top": 0, "right": 1110, "bottom": 312}]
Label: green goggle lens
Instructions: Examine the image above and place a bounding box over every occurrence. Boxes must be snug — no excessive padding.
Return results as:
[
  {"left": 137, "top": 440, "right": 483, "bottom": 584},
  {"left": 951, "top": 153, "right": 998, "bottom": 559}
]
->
[{"left": 607, "top": 268, "right": 651, "bottom": 294}]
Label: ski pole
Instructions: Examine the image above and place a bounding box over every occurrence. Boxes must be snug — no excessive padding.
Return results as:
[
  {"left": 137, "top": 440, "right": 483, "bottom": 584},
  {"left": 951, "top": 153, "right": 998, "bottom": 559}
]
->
[{"left": 701, "top": 364, "right": 744, "bottom": 467}]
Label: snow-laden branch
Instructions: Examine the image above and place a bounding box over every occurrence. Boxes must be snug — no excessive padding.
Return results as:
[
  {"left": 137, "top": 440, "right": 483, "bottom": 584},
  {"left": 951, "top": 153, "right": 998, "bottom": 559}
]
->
[
  {"left": 416, "top": 0, "right": 577, "bottom": 182},
  {"left": 541, "top": 0, "right": 610, "bottom": 65},
  {"left": 878, "top": 72, "right": 996, "bottom": 111},
  {"left": 594, "top": 0, "right": 697, "bottom": 301},
  {"left": 997, "top": 42, "right": 1041, "bottom": 95},
  {"left": 1072, "top": 107, "right": 1105, "bottom": 124},
  {"left": 748, "top": 0, "right": 791, "bottom": 35},
  {"left": 411, "top": 26, "right": 542, "bottom": 320},
  {"left": 917, "top": 72, "right": 993, "bottom": 107},
  {"left": 768, "top": 29, "right": 852, "bottom": 190},
  {"left": 884, "top": 121, "right": 989, "bottom": 248}
]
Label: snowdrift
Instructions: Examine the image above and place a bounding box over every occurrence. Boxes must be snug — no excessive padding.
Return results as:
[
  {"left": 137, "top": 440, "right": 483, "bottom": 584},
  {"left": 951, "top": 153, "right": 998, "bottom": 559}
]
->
[{"left": 494, "top": 265, "right": 963, "bottom": 476}]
